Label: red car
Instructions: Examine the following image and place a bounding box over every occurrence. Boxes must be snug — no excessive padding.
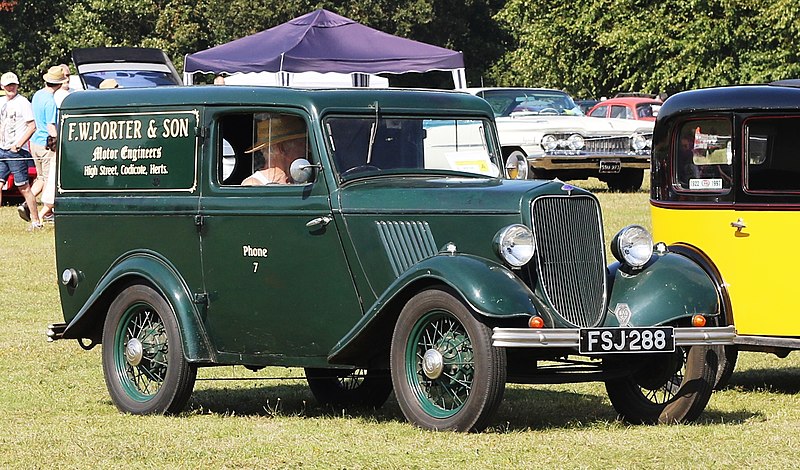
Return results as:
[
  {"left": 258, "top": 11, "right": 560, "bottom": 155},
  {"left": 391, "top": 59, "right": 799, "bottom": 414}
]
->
[
  {"left": 1, "top": 156, "right": 37, "bottom": 204},
  {"left": 587, "top": 97, "right": 662, "bottom": 121}
]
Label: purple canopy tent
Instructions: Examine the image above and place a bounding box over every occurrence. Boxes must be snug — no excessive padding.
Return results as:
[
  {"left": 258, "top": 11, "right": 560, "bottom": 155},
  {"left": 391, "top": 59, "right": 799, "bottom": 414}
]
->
[{"left": 183, "top": 9, "right": 466, "bottom": 88}]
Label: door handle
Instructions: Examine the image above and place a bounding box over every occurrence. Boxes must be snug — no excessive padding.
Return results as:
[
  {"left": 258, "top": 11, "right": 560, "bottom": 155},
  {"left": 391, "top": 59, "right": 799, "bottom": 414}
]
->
[
  {"left": 730, "top": 218, "right": 746, "bottom": 232},
  {"left": 306, "top": 216, "right": 333, "bottom": 230}
]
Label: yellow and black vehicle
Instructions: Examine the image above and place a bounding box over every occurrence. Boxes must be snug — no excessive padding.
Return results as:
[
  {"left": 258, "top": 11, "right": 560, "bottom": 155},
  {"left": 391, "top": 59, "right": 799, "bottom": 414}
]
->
[{"left": 651, "top": 80, "right": 800, "bottom": 385}]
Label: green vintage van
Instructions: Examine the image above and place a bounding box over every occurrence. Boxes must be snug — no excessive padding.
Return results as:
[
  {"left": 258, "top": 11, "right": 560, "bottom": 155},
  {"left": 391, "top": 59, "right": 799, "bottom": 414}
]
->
[{"left": 47, "top": 86, "right": 734, "bottom": 431}]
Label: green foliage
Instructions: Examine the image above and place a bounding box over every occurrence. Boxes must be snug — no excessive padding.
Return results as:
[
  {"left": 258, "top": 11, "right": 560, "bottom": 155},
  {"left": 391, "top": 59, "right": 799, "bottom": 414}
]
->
[
  {"left": 490, "top": 0, "right": 800, "bottom": 98},
  {"left": 0, "top": 1, "right": 67, "bottom": 94},
  {"left": 1, "top": 0, "right": 798, "bottom": 102},
  {"left": 0, "top": 0, "right": 506, "bottom": 91}
]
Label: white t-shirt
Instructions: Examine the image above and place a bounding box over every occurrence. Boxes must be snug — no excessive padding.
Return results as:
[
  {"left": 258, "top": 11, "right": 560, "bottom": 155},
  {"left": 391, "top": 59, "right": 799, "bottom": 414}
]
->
[
  {"left": 0, "top": 94, "right": 34, "bottom": 149},
  {"left": 54, "top": 88, "right": 72, "bottom": 108}
]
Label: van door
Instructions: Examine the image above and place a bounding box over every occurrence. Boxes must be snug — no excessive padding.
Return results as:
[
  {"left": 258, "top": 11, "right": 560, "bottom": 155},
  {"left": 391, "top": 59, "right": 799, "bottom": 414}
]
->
[
  {"left": 198, "top": 109, "right": 363, "bottom": 361},
  {"left": 729, "top": 115, "right": 800, "bottom": 336}
]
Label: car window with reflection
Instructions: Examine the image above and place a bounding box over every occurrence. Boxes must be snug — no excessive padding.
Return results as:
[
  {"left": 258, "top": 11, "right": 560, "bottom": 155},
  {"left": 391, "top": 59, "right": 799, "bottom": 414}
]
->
[
  {"left": 80, "top": 71, "right": 179, "bottom": 89},
  {"left": 746, "top": 117, "right": 800, "bottom": 191},
  {"left": 479, "top": 90, "right": 583, "bottom": 117},
  {"left": 589, "top": 106, "right": 607, "bottom": 118},
  {"left": 674, "top": 119, "right": 733, "bottom": 192},
  {"left": 216, "top": 112, "right": 310, "bottom": 186},
  {"left": 325, "top": 117, "right": 500, "bottom": 181},
  {"left": 610, "top": 105, "right": 631, "bottom": 119}
]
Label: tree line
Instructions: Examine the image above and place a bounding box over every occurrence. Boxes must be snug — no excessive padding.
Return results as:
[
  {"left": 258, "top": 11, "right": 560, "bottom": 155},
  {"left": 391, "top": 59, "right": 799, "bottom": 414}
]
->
[{"left": 1, "top": 0, "right": 798, "bottom": 99}]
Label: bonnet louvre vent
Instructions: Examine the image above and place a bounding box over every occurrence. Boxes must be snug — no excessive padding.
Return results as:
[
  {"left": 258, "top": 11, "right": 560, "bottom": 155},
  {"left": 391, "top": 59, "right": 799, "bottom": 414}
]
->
[{"left": 376, "top": 221, "right": 437, "bottom": 277}]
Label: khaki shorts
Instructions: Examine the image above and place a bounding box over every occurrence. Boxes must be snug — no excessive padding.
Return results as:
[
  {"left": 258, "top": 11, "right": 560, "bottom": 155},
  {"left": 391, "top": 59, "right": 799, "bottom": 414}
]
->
[{"left": 30, "top": 141, "right": 54, "bottom": 182}]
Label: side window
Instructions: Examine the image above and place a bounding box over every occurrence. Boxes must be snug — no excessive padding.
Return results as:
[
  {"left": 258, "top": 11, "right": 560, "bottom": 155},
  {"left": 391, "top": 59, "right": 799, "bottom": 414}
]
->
[
  {"left": 673, "top": 119, "right": 733, "bottom": 192},
  {"left": 610, "top": 105, "right": 629, "bottom": 119},
  {"left": 589, "top": 106, "right": 607, "bottom": 118},
  {"left": 636, "top": 104, "right": 655, "bottom": 119},
  {"left": 745, "top": 117, "right": 800, "bottom": 192},
  {"left": 217, "top": 112, "right": 310, "bottom": 186}
]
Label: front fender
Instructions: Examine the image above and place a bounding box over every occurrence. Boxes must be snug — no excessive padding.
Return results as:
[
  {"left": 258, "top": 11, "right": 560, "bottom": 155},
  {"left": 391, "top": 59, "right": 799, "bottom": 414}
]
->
[
  {"left": 62, "top": 251, "right": 214, "bottom": 362},
  {"left": 328, "top": 253, "right": 539, "bottom": 364},
  {"left": 605, "top": 251, "right": 720, "bottom": 327}
]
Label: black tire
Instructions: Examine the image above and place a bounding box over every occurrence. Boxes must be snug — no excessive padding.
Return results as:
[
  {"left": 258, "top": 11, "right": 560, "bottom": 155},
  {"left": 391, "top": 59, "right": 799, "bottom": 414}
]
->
[
  {"left": 714, "top": 345, "right": 738, "bottom": 390},
  {"left": 102, "top": 284, "right": 197, "bottom": 414},
  {"left": 390, "top": 288, "right": 506, "bottom": 432},
  {"left": 605, "top": 345, "right": 719, "bottom": 424},
  {"left": 605, "top": 168, "right": 644, "bottom": 192},
  {"left": 305, "top": 368, "right": 393, "bottom": 408}
]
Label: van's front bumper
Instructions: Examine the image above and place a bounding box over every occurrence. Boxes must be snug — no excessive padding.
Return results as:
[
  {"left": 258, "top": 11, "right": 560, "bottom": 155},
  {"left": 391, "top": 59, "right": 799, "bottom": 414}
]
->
[{"left": 492, "top": 326, "right": 736, "bottom": 349}]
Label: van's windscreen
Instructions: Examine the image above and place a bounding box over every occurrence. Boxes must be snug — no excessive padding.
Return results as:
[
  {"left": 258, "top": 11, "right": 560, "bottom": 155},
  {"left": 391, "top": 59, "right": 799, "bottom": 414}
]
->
[{"left": 324, "top": 117, "right": 500, "bottom": 181}]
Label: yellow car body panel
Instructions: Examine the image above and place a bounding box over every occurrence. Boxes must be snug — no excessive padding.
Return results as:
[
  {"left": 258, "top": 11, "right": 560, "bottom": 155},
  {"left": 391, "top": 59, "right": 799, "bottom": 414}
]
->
[{"left": 652, "top": 205, "right": 800, "bottom": 336}]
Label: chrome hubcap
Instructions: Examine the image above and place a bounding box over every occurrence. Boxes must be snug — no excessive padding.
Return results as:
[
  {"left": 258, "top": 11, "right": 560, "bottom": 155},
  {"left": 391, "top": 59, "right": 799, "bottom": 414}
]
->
[
  {"left": 124, "top": 338, "right": 144, "bottom": 366},
  {"left": 422, "top": 348, "right": 444, "bottom": 379}
]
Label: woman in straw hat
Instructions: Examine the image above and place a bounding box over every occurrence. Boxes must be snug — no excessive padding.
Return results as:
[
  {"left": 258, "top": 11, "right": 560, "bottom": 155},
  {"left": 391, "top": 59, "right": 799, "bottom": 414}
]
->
[{"left": 242, "top": 115, "right": 307, "bottom": 185}]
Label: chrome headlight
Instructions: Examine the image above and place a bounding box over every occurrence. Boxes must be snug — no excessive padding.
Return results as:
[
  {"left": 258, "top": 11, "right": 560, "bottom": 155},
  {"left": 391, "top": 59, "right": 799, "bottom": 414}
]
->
[
  {"left": 505, "top": 152, "right": 529, "bottom": 180},
  {"left": 567, "top": 133, "right": 585, "bottom": 150},
  {"left": 541, "top": 134, "right": 558, "bottom": 151},
  {"left": 494, "top": 224, "right": 535, "bottom": 267},
  {"left": 631, "top": 133, "right": 649, "bottom": 151},
  {"left": 611, "top": 225, "right": 653, "bottom": 269}
]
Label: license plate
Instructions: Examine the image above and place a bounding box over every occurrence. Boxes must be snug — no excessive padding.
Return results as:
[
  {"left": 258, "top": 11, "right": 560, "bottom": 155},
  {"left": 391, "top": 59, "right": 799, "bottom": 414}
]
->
[
  {"left": 599, "top": 160, "right": 621, "bottom": 173},
  {"left": 579, "top": 327, "right": 675, "bottom": 354}
]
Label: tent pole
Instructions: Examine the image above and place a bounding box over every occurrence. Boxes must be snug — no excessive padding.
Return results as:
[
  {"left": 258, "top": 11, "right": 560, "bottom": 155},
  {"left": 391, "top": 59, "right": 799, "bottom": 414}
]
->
[
  {"left": 183, "top": 54, "right": 194, "bottom": 85},
  {"left": 451, "top": 68, "right": 466, "bottom": 89}
]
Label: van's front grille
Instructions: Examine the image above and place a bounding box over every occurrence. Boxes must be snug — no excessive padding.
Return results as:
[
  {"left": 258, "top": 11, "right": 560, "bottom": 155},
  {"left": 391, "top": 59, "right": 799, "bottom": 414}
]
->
[{"left": 530, "top": 196, "right": 606, "bottom": 327}]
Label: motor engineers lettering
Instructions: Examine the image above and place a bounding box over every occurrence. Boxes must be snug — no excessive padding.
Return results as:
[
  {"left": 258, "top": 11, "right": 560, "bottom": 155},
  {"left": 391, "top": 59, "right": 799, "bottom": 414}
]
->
[{"left": 72, "top": 115, "right": 192, "bottom": 180}]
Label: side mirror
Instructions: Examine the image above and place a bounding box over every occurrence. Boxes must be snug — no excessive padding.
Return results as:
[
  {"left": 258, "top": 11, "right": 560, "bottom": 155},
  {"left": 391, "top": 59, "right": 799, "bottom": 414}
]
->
[{"left": 289, "top": 158, "right": 318, "bottom": 184}]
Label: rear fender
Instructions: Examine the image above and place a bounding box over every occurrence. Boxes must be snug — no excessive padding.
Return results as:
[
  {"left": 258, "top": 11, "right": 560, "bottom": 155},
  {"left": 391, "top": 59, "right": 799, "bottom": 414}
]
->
[
  {"left": 606, "top": 251, "right": 720, "bottom": 327},
  {"left": 62, "top": 251, "right": 214, "bottom": 362},
  {"left": 328, "top": 253, "right": 540, "bottom": 365}
]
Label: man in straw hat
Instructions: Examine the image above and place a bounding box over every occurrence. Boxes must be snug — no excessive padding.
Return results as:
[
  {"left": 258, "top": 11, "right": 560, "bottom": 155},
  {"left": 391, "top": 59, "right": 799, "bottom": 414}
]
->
[
  {"left": 0, "top": 71, "right": 39, "bottom": 228},
  {"left": 19, "top": 65, "right": 68, "bottom": 225},
  {"left": 242, "top": 114, "right": 307, "bottom": 185}
]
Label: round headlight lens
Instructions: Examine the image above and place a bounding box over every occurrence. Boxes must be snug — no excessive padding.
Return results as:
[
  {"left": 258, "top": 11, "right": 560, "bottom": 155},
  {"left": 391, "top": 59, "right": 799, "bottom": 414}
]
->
[
  {"left": 631, "top": 133, "right": 647, "bottom": 151},
  {"left": 567, "top": 134, "right": 585, "bottom": 150},
  {"left": 494, "top": 224, "right": 535, "bottom": 267},
  {"left": 611, "top": 225, "right": 653, "bottom": 269},
  {"left": 541, "top": 134, "right": 558, "bottom": 151}
]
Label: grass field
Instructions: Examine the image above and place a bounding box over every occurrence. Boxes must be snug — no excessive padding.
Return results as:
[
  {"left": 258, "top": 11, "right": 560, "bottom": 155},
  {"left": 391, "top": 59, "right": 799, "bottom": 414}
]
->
[{"left": 2, "top": 177, "right": 800, "bottom": 468}]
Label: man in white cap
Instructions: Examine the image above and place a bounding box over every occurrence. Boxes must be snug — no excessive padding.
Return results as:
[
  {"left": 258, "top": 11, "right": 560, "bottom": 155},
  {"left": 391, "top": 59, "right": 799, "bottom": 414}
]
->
[
  {"left": 0, "top": 71, "right": 39, "bottom": 228},
  {"left": 21, "top": 65, "right": 67, "bottom": 224}
]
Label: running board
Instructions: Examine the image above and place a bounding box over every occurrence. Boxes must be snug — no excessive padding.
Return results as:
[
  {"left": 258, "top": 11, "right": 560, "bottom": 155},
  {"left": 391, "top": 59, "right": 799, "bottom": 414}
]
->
[{"left": 734, "top": 335, "right": 800, "bottom": 350}]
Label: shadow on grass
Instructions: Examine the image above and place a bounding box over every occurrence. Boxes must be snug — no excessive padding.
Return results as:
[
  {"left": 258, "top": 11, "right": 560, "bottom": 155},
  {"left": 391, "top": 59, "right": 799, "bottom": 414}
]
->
[
  {"left": 725, "top": 367, "right": 800, "bottom": 394},
  {"left": 189, "top": 382, "right": 401, "bottom": 424},
  {"left": 185, "top": 381, "right": 756, "bottom": 431}
]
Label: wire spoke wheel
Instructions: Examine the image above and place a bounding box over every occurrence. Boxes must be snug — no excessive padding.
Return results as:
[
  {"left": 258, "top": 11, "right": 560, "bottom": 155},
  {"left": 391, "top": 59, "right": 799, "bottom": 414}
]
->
[
  {"left": 605, "top": 345, "right": 719, "bottom": 424},
  {"left": 116, "top": 304, "right": 169, "bottom": 399},
  {"left": 102, "top": 284, "right": 196, "bottom": 415},
  {"left": 408, "top": 311, "right": 474, "bottom": 416},
  {"left": 391, "top": 288, "right": 505, "bottom": 432},
  {"left": 305, "top": 367, "right": 392, "bottom": 408}
]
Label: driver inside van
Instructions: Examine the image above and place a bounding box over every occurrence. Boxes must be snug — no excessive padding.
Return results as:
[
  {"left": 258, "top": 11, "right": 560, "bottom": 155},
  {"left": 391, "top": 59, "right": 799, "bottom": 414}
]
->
[{"left": 243, "top": 115, "right": 307, "bottom": 185}]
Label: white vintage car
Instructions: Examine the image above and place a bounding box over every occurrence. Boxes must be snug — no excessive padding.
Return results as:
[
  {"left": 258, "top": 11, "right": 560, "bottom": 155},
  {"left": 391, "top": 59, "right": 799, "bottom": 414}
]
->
[{"left": 466, "top": 88, "right": 654, "bottom": 191}]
